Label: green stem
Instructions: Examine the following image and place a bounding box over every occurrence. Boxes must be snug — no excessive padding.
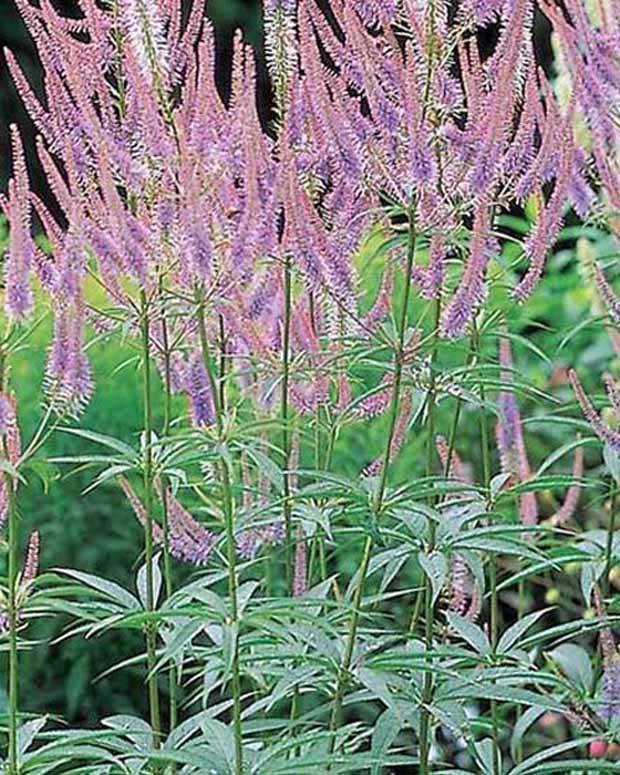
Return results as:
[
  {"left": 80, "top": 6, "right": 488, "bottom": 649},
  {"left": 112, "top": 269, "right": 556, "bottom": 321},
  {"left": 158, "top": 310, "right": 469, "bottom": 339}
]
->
[
  {"left": 159, "top": 288, "right": 178, "bottom": 751},
  {"left": 282, "top": 254, "right": 293, "bottom": 594},
  {"left": 328, "top": 208, "right": 417, "bottom": 753},
  {"left": 7, "top": 484, "right": 18, "bottom": 775},
  {"left": 0, "top": 349, "right": 18, "bottom": 775},
  {"left": 195, "top": 291, "right": 243, "bottom": 775},
  {"left": 516, "top": 572, "right": 526, "bottom": 764},
  {"left": 218, "top": 314, "right": 227, "bottom": 414},
  {"left": 140, "top": 291, "right": 163, "bottom": 757},
  {"left": 473, "top": 324, "right": 500, "bottom": 775},
  {"left": 418, "top": 296, "right": 442, "bottom": 775}
]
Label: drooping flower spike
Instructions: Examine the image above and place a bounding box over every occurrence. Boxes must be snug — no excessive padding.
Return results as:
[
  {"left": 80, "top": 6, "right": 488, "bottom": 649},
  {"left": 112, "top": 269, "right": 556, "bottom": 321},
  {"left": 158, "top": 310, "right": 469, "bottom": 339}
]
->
[
  {"left": 363, "top": 390, "right": 412, "bottom": 478},
  {"left": 119, "top": 476, "right": 217, "bottom": 567}
]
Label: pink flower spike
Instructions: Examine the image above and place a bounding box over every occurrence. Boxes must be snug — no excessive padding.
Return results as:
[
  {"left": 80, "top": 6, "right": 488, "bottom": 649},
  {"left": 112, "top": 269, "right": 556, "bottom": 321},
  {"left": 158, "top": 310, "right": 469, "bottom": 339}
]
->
[
  {"left": 570, "top": 369, "right": 620, "bottom": 451},
  {"left": 293, "top": 523, "right": 307, "bottom": 597},
  {"left": 22, "top": 531, "right": 40, "bottom": 586},
  {"left": 549, "top": 445, "right": 584, "bottom": 527}
]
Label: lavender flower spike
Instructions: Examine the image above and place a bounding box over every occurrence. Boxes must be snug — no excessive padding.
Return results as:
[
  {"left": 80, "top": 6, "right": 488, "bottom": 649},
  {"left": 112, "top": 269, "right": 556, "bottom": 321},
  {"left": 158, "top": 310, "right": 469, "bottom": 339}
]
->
[
  {"left": 118, "top": 476, "right": 164, "bottom": 544},
  {"left": 594, "top": 586, "right": 620, "bottom": 723},
  {"left": 549, "top": 446, "right": 583, "bottom": 527},
  {"left": 21, "top": 531, "right": 40, "bottom": 586},
  {"left": 166, "top": 491, "right": 216, "bottom": 566},
  {"left": 187, "top": 353, "right": 215, "bottom": 429},
  {"left": 569, "top": 369, "right": 620, "bottom": 451},
  {"left": 496, "top": 338, "right": 538, "bottom": 527},
  {"left": 593, "top": 262, "right": 620, "bottom": 325},
  {"left": 293, "top": 524, "right": 307, "bottom": 597}
]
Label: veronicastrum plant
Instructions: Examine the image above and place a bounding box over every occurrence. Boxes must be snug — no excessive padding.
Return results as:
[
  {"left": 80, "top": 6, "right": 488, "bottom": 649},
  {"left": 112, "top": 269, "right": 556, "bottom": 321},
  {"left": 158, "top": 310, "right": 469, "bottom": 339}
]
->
[{"left": 1, "top": 0, "right": 620, "bottom": 773}]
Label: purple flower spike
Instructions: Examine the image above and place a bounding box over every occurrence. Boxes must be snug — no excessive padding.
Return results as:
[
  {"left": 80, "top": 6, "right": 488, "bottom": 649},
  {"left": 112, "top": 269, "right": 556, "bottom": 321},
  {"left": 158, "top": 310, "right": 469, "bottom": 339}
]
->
[
  {"left": 166, "top": 491, "right": 216, "bottom": 567},
  {"left": 187, "top": 353, "right": 215, "bottom": 429},
  {"left": 550, "top": 446, "right": 583, "bottom": 527},
  {"left": 22, "top": 531, "right": 40, "bottom": 585},
  {"left": 293, "top": 524, "right": 307, "bottom": 597},
  {"left": 496, "top": 338, "right": 538, "bottom": 527},
  {"left": 570, "top": 369, "right": 620, "bottom": 452}
]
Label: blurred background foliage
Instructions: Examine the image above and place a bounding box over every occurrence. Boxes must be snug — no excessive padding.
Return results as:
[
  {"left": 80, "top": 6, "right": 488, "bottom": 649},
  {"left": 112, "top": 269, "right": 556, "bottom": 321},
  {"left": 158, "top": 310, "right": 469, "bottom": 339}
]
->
[{"left": 0, "top": 0, "right": 612, "bottom": 739}]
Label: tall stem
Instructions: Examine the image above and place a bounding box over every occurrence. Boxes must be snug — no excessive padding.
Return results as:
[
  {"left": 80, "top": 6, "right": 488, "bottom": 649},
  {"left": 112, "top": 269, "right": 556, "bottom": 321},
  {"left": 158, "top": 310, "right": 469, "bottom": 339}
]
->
[
  {"left": 282, "top": 254, "right": 293, "bottom": 593},
  {"left": 418, "top": 296, "right": 442, "bottom": 775},
  {"left": 195, "top": 291, "right": 243, "bottom": 775},
  {"left": 139, "top": 290, "right": 162, "bottom": 755},
  {"left": 7, "top": 484, "right": 18, "bottom": 775},
  {"left": 158, "top": 287, "right": 177, "bottom": 748},
  {"left": 328, "top": 208, "right": 417, "bottom": 750},
  {"left": 0, "top": 348, "right": 18, "bottom": 775},
  {"left": 473, "top": 323, "right": 500, "bottom": 775}
]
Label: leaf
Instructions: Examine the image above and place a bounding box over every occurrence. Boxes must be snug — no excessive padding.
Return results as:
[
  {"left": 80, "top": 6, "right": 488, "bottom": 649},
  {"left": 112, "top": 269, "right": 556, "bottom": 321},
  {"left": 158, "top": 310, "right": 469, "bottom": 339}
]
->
[
  {"left": 604, "top": 443, "right": 620, "bottom": 484},
  {"left": 510, "top": 706, "right": 546, "bottom": 762},
  {"left": 58, "top": 427, "right": 136, "bottom": 457},
  {"left": 549, "top": 644, "right": 593, "bottom": 691},
  {"left": 55, "top": 568, "right": 139, "bottom": 610},
  {"left": 498, "top": 609, "right": 549, "bottom": 654},
  {"left": 137, "top": 553, "right": 162, "bottom": 610},
  {"left": 102, "top": 714, "right": 153, "bottom": 751},
  {"left": 445, "top": 612, "right": 491, "bottom": 655},
  {"left": 489, "top": 330, "right": 550, "bottom": 365},
  {"left": 371, "top": 708, "right": 403, "bottom": 775},
  {"left": 17, "top": 717, "right": 47, "bottom": 759},
  {"left": 243, "top": 446, "right": 283, "bottom": 491},
  {"left": 510, "top": 738, "right": 592, "bottom": 775},
  {"left": 536, "top": 437, "right": 595, "bottom": 478},
  {"left": 473, "top": 738, "right": 496, "bottom": 775},
  {"left": 580, "top": 561, "right": 604, "bottom": 606},
  {"left": 418, "top": 551, "right": 447, "bottom": 606}
]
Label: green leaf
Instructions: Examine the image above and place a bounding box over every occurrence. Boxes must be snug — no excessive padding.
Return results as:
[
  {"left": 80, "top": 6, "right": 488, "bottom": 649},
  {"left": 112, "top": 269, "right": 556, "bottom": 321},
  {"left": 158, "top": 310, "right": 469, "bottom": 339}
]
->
[
  {"left": 56, "top": 568, "right": 139, "bottom": 610},
  {"left": 137, "top": 553, "right": 162, "bottom": 610},
  {"left": 498, "top": 609, "right": 549, "bottom": 654},
  {"left": 17, "top": 717, "right": 47, "bottom": 759},
  {"left": 604, "top": 443, "right": 620, "bottom": 484},
  {"left": 371, "top": 708, "right": 403, "bottom": 775},
  {"left": 473, "top": 737, "right": 497, "bottom": 775},
  {"left": 446, "top": 612, "right": 491, "bottom": 655},
  {"left": 418, "top": 551, "right": 447, "bottom": 606},
  {"left": 58, "top": 427, "right": 136, "bottom": 457},
  {"left": 581, "top": 561, "right": 604, "bottom": 606},
  {"left": 510, "top": 706, "right": 546, "bottom": 762},
  {"left": 549, "top": 644, "right": 593, "bottom": 691}
]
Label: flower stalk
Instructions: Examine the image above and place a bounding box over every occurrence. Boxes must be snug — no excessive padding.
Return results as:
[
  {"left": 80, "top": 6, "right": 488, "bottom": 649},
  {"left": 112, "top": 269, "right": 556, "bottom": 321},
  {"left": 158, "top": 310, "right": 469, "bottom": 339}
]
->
[
  {"left": 474, "top": 323, "right": 500, "bottom": 775},
  {"left": 418, "top": 294, "right": 442, "bottom": 775},
  {"left": 282, "top": 253, "right": 293, "bottom": 594},
  {"left": 139, "top": 291, "right": 163, "bottom": 756},
  {"left": 158, "top": 283, "right": 177, "bottom": 749},
  {"left": 195, "top": 289, "right": 243, "bottom": 775},
  {"left": 328, "top": 207, "right": 417, "bottom": 749}
]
